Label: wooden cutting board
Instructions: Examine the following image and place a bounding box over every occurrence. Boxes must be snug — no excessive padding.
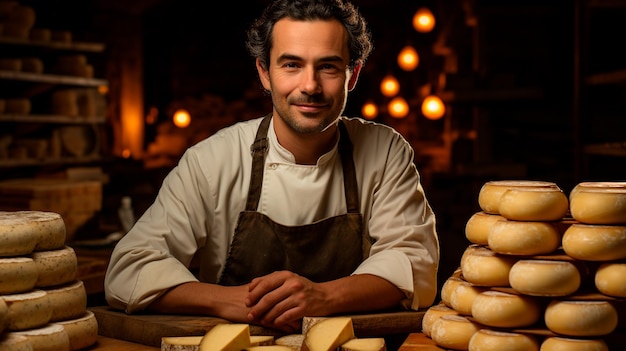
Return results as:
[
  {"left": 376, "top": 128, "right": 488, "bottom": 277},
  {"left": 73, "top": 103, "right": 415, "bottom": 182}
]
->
[{"left": 90, "top": 306, "right": 425, "bottom": 348}]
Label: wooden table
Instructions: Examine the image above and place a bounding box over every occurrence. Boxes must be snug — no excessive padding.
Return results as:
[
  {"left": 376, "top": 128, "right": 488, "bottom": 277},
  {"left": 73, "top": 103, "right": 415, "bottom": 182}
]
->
[{"left": 89, "top": 336, "right": 160, "bottom": 350}]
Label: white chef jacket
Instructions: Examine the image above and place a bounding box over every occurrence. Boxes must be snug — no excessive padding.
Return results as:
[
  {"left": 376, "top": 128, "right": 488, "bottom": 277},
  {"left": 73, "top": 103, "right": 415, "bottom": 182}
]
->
[{"left": 104, "top": 116, "right": 439, "bottom": 313}]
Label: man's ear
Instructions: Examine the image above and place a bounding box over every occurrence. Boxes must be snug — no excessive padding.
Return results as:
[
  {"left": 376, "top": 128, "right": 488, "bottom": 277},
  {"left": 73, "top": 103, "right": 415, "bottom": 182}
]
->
[
  {"left": 256, "top": 58, "right": 271, "bottom": 91},
  {"left": 347, "top": 62, "right": 362, "bottom": 92}
]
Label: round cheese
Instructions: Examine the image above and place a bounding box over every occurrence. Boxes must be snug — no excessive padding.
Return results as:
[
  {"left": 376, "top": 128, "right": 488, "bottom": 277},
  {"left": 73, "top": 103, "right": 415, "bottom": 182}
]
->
[
  {"left": 421, "top": 303, "right": 459, "bottom": 337},
  {"left": 450, "top": 282, "right": 488, "bottom": 316},
  {"left": 488, "top": 219, "right": 561, "bottom": 256},
  {"left": 1, "top": 211, "right": 65, "bottom": 252},
  {"left": 570, "top": 181, "right": 626, "bottom": 200},
  {"left": 440, "top": 276, "right": 465, "bottom": 308},
  {"left": 0, "top": 334, "right": 33, "bottom": 351},
  {"left": 0, "top": 257, "right": 38, "bottom": 294},
  {"left": 340, "top": 338, "right": 386, "bottom": 351},
  {"left": 461, "top": 246, "right": 517, "bottom": 286},
  {"left": 12, "top": 323, "right": 70, "bottom": 351},
  {"left": 509, "top": 259, "right": 581, "bottom": 296},
  {"left": 499, "top": 187, "right": 569, "bottom": 222},
  {"left": 569, "top": 187, "right": 626, "bottom": 225},
  {"left": 562, "top": 224, "right": 626, "bottom": 261},
  {"left": 544, "top": 300, "right": 617, "bottom": 336},
  {"left": 0, "top": 212, "right": 40, "bottom": 257},
  {"left": 595, "top": 262, "right": 626, "bottom": 298},
  {"left": 471, "top": 291, "right": 542, "bottom": 328},
  {"left": 54, "top": 310, "right": 98, "bottom": 351},
  {"left": 44, "top": 280, "right": 86, "bottom": 322},
  {"left": 465, "top": 212, "right": 506, "bottom": 245},
  {"left": 430, "top": 314, "right": 480, "bottom": 351},
  {"left": 478, "top": 180, "right": 559, "bottom": 214},
  {"left": 2, "top": 290, "right": 51, "bottom": 331},
  {"left": 32, "top": 246, "right": 77, "bottom": 288},
  {"left": 0, "top": 296, "right": 7, "bottom": 333},
  {"left": 540, "top": 336, "right": 608, "bottom": 351},
  {"left": 468, "top": 329, "right": 539, "bottom": 351}
]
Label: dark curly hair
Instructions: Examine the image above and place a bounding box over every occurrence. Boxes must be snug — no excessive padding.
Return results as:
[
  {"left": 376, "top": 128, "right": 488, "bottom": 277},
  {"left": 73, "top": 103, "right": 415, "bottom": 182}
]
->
[{"left": 246, "top": 0, "right": 373, "bottom": 71}]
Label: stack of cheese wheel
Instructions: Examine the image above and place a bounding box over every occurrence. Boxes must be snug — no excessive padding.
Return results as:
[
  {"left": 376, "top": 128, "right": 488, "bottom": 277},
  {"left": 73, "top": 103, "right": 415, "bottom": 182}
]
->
[
  {"left": 423, "top": 180, "right": 624, "bottom": 351},
  {"left": 0, "top": 211, "right": 97, "bottom": 351}
]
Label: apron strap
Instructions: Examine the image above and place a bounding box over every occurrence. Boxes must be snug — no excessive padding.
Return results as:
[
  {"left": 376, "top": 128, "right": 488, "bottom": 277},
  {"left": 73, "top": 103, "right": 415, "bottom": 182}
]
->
[{"left": 338, "top": 121, "right": 360, "bottom": 214}]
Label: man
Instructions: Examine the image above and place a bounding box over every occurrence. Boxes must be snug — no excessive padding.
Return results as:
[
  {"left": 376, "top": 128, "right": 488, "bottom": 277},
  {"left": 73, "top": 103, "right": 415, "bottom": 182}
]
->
[{"left": 105, "top": 0, "right": 439, "bottom": 333}]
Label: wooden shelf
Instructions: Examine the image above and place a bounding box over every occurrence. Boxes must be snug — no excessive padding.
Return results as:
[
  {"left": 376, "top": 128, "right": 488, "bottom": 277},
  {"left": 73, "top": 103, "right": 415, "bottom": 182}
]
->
[
  {"left": 0, "top": 154, "right": 101, "bottom": 167},
  {"left": 585, "top": 68, "right": 626, "bottom": 85},
  {"left": 0, "top": 114, "right": 106, "bottom": 124},
  {"left": 0, "top": 36, "right": 105, "bottom": 53},
  {"left": 0, "top": 70, "right": 107, "bottom": 87}
]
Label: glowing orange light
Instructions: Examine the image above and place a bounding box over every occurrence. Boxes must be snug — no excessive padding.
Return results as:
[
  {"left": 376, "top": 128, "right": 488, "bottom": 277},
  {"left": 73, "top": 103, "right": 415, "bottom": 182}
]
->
[
  {"left": 173, "top": 108, "right": 191, "bottom": 128},
  {"left": 388, "top": 97, "right": 409, "bottom": 119},
  {"left": 413, "top": 7, "right": 435, "bottom": 33},
  {"left": 398, "top": 45, "right": 419, "bottom": 71},
  {"left": 421, "top": 95, "right": 446, "bottom": 120},
  {"left": 98, "top": 85, "right": 108, "bottom": 95},
  {"left": 361, "top": 100, "right": 378, "bottom": 120},
  {"left": 380, "top": 75, "right": 400, "bottom": 97},
  {"left": 122, "top": 148, "right": 131, "bottom": 159}
]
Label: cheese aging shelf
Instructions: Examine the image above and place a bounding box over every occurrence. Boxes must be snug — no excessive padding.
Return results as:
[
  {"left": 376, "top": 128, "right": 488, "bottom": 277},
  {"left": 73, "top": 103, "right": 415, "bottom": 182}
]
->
[{"left": 0, "top": 32, "right": 109, "bottom": 170}]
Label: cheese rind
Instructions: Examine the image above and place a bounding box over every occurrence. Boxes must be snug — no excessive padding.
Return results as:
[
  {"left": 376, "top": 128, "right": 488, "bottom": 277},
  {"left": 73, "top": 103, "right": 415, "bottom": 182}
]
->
[
  {"left": 569, "top": 186, "right": 626, "bottom": 224},
  {"left": 44, "top": 280, "right": 86, "bottom": 322},
  {"left": 468, "top": 329, "right": 539, "bottom": 351},
  {"left": 461, "top": 246, "right": 517, "bottom": 286},
  {"left": 449, "top": 282, "right": 487, "bottom": 316},
  {"left": 477, "top": 180, "right": 558, "bottom": 214},
  {"left": 0, "top": 333, "right": 33, "bottom": 351},
  {"left": 471, "top": 291, "right": 541, "bottom": 328},
  {"left": 53, "top": 310, "right": 98, "bottom": 351},
  {"left": 302, "top": 317, "right": 355, "bottom": 351},
  {"left": 340, "top": 338, "right": 386, "bottom": 351},
  {"left": 0, "top": 211, "right": 41, "bottom": 257},
  {"left": 540, "top": 336, "right": 608, "bottom": 351},
  {"left": 465, "top": 212, "right": 505, "bottom": 245},
  {"left": 498, "top": 187, "right": 569, "bottom": 222},
  {"left": 544, "top": 300, "right": 618, "bottom": 337},
  {"left": 430, "top": 314, "right": 480, "bottom": 350},
  {"left": 421, "top": 304, "right": 459, "bottom": 338},
  {"left": 32, "top": 246, "right": 77, "bottom": 288},
  {"left": 2, "top": 289, "right": 52, "bottom": 331},
  {"left": 12, "top": 323, "right": 70, "bottom": 351},
  {"left": 0, "top": 211, "right": 66, "bottom": 252},
  {"left": 198, "top": 324, "right": 250, "bottom": 351},
  {"left": 595, "top": 262, "right": 626, "bottom": 298},
  {"left": 488, "top": 220, "right": 561, "bottom": 256},
  {"left": 440, "top": 276, "right": 464, "bottom": 308},
  {"left": 0, "top": 257, "right": 38, "bottom": 294},
  {"left": 275, "top": 334, "right": 304, "bottom": 350},
  {"left": 562, "top": 224, "right": 626, "bottom": 261},
  {"left": 509, "top": 260, "right": 581, "bottom": 296}
]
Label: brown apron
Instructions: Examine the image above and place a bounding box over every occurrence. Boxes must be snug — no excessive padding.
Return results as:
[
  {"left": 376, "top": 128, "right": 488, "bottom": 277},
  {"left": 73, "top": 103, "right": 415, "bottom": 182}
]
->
[{"left": 219, "top": 115, "right": 371, "bottom": 285}]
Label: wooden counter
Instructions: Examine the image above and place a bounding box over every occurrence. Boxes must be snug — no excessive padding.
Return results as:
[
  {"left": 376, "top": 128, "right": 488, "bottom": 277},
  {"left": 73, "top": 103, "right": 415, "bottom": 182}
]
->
[{"left": 90, "top": 336, "right": 160, "bottom": 350}]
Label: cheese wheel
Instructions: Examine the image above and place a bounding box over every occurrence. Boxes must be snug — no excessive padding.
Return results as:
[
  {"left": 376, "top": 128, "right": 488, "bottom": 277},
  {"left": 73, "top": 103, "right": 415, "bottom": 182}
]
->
[
  {"left": 53, "top": 310, "right": 98, "bottom": 351},
  {"left": 275, "top": 334, "right": 304, "bottom": 350},
  {"left": 562, "top": 224, "right": 626, "bottom": 261},
  {"left": 340, "top": 338, "right": 386, "bottom": 351},
  {"left": 471, "top": 291, "right": 542, "bottom": 328},
  {"left": 245, "top": 347, "right": 294, "bottom": 351},
  {"left": 302, "top": 316, "right": 327, "bottom": 335},
  {"left": 0, "top": 212, "right": 40, "bottom": 257},
  {"left": 0, "top": 257, "right": 38, "bottom": 294},
  {"left": 461, "top": 246, "right": 517, "bottom": 286},
  {"left": 302, "top": 317, "right": 355, "bottom": 351},
  {"left": 422, "top": 304, "right": 459, "bottom": 337},
  {"left": 2, "top": 290, "right": 51, "bottom": 331},
  {"left": 509, "top": 260, "right": 581, "bottom": 296},
  {"left": 440, "top": 276, "right": 465, "bottom": 308},
  {"left": 468, "top": 329, "right": 539, "bottom": 351},
  {"left": 450, "top": 282, "right": 488, "bottom": 316},
  {"left": 12, "top": 323, "right": 70, "bottom": 351},
  {"left": 540, "top": 337, "right": 608, "bottom": 351},
  {"left": 199, "top": 324, "right": 250, "bottom": 351},
  {"left": 0, "top": 334, "right": 33, "bottom": 351},
  {"left": 569, "top": 181, "right": 626, "bottom": 200},
  {"left": 44, "top": 280, "right": 86, "bottom": 322},
  {"left": 430, "top": 314, "right": 480, "bottom": 350},
  {"left": 465, "top": 212, "right": 506, "bottom": 245},
  {"left": 570, "top": 187, "right": 626, "bottom": 225},
  {"left": 498, "top": 187, "right": 569, "bottom": 222},
  {"left": 488, "top": 219, "right": 561, "bottom": 256},
  {"left": 478, "top": 180, "right": 559, "bottom": 214},
  {"left": 0, "top": 296, "right": 7, "bottom": 333},
  {"left": 595, "top": 262, "right": 626, "bottom": 297},
  {"left": 544, "top": 300, "right": 617, "bottom": 336},
  {"left": 32, "top": 246, "right": 77, "bottom": 288}
]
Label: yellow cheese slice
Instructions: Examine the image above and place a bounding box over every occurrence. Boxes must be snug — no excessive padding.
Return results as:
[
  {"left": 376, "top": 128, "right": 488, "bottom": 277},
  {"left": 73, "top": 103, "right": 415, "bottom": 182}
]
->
[
  {"left": 509, "top": 260, "right": 581, "bottom": 296},
  {"left": 32, "top": 246, "right": 78, "bottom": 288},
  {"left": 430, "top": 314, "right": 480, "bottom": 350},
  {"left": 198, "top": 324, "right": 251, "bottom": 351},
  {"left": 471, "top": 291, "right": 542, "bottom": 328},
  {"left": 44, "top": 280, "right": 86, "bottom": 322},
  {"left": 2, "top": 289, "right": 51, "bottom": 331},
  {"left": 0, "top": 257, "right": 38, "bottom": 294},
  {"left": 498, "top": 187, "right": 569, "bottom": 222},
  {"left": 340, "top": 338, "right": 386, "bottom": 351},
  {"left": 421, "top": 303, "right": 459, "bottom": 338},
  {"left": 301, "top": 317, "right": 355, "bottom": 351},
  {"left": 544, "top": 300, "right": 618, "bottom": 337},
  {"left": 12, "top": 323, "right": 70, "bottom": 351},
  {"left": 468, "top": 329, "right": 539, "bottom": 351},
  {"left": 540, "top": 336, "right": 609, "bottom": 351},
  {"left": 53, "top": 310, "right": 98, "bottom": 351},
  {"left": 562, "top": 224, "right": 626, "bottom": 261},
  {"left": 488, "top": 219, "right": 561, "bottom": 256}
]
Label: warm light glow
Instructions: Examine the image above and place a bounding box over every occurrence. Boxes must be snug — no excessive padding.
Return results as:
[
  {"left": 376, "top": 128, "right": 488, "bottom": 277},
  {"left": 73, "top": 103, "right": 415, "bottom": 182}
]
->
[
  {"left": 361, "top": 100, "right": 378, "bottom": 120},
  {"left": 146, "top": 106, "right": 159, "bottom": 125},
  {"left": 421, "top": 95, "right": 446, "bottom": 120},
  {"left": 398, "top": 45, "right": 419, "bottom": 71},
  {"left": 122, "top": 148, "right": 131, "bottom": 159},
  {"left": 413, "top": 7, "right": 435, "bottom": 33},
  {"left": 173, "top": 108, "right": 191, "bottom": 128},
  {"left": 388, "top": 97, "right": 409, "bottom": 119},
  {"left": 98, "top": 85, "right": 108, "bottom": 95},
  {"left": 380, "top": 75, "right": 400, "bottom": 97}
]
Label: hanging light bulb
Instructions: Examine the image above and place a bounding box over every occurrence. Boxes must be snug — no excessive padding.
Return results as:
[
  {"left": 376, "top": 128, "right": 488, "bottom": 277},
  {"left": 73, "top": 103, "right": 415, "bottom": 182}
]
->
[
  {"left": 380, "top": 74, "right": 400, "bottom": 97},
  {"left": 173, "top": 108, "right": 191, "bottom": 128},
  {"left": 413, "top": 7, "right": 435, "bottom": 33},
  {"left": 388, "top": 97, "right": 409, "bottom": 119},
  {"left": 361, "top": 100, "right": 379, "bottom": 120},
  {"left": 421, "top": 95, "right": 445, "bottom": 120},
  {"left": 398, "top": 45, "right": 419, "bottom": 71}
]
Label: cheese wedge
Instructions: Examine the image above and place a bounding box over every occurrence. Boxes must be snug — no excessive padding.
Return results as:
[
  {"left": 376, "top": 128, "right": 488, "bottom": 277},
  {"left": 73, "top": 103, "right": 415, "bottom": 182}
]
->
[
  {"left": 198, "top": 324, "right": 251, "bottom": 351},
  {"left": 163, "top": 335, "right": 274, "bottom": 351},
  {"left": 301, "top": 317, "right": 355, "bottom": 351},
  {"left": 340, "top": 338, "right": 386, "bottom": 351},
  {"left": 275, "top": 334, "right": 305, "bottom": 350}
]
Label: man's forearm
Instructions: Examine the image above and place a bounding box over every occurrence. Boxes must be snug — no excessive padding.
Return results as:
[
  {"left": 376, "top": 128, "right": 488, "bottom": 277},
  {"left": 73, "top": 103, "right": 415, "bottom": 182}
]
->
[{"left": 320, "top": 274, "right": 405, "bottom": 315}]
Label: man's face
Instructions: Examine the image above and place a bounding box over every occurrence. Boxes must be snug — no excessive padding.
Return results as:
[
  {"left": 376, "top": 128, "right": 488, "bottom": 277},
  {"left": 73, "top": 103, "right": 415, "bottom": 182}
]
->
[{"left": 256, "top": 18, "right": 358, "bottom": 135}]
